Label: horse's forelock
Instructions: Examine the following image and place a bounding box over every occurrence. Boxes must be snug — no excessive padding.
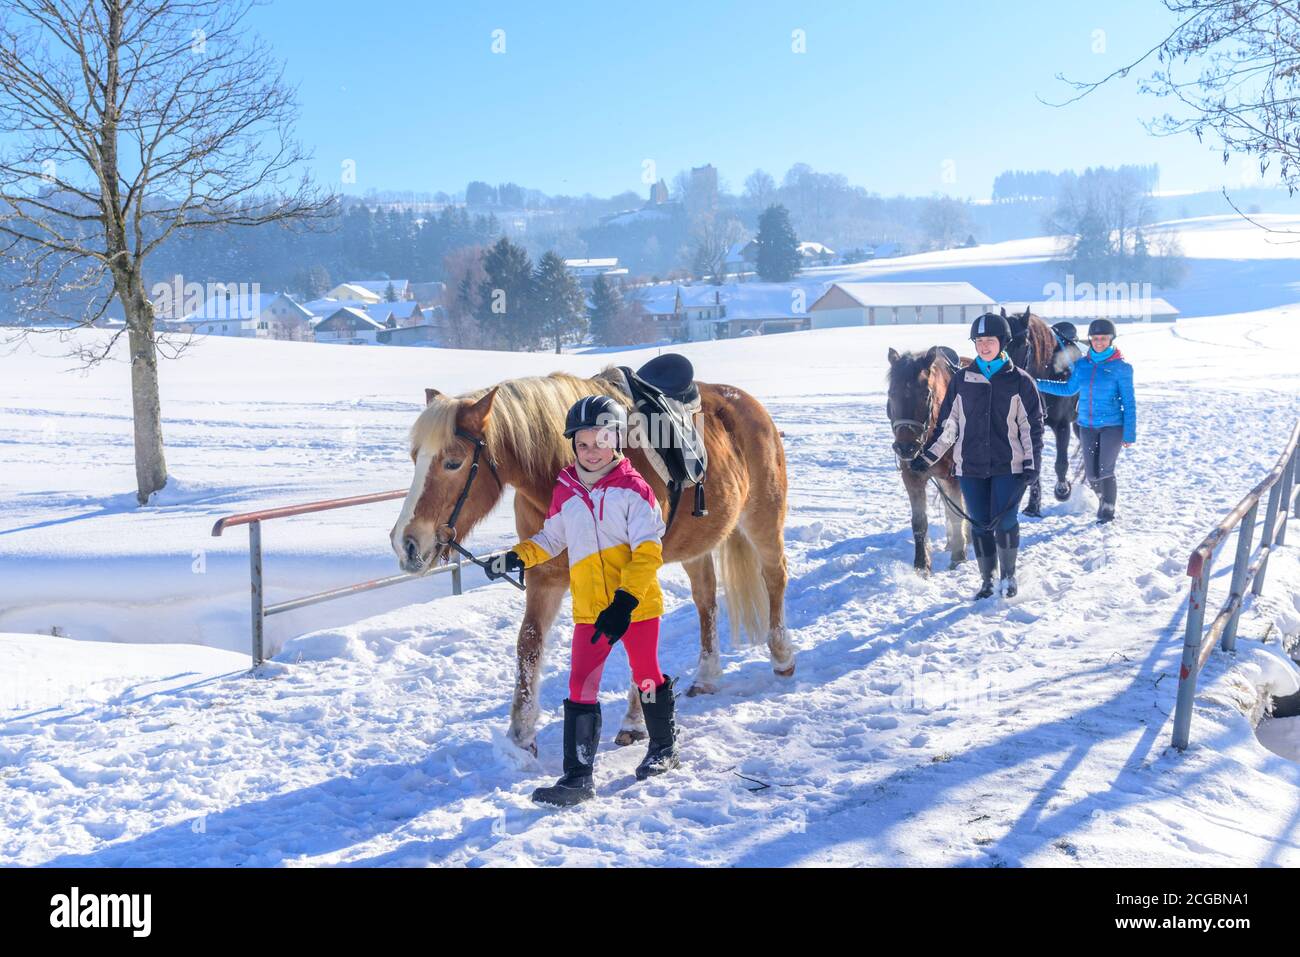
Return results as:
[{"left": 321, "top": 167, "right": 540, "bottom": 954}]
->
[{"left": 409, "top": 372, "right": 628, "bottom": 487}]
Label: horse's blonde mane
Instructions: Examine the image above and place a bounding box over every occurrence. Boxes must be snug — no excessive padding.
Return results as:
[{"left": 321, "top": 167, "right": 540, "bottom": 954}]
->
[{"left": 408, "top": 368, "right": 629, "bottom": 489}]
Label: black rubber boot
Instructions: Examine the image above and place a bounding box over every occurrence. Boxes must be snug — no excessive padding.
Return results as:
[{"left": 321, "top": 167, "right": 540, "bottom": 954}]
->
[
  {"left": 996, "top": 528, "right": 1019, "bottom": 598},
  {"left": 1097, "top": 476, "right": 1117, "bottom": 524},
  {"left": 635, "top": 676, "right": 681, "bottom": 781},
  {"left": 973, "top": 534, "right": 997, "bottom": 600},
  {"left": 531, "top": 699, "right": 600, "bottom": 808}
]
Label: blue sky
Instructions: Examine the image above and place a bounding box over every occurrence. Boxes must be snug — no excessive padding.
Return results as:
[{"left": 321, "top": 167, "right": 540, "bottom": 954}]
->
[{"left": 246, "top": 0, "right": 1260, "bottom": 200}]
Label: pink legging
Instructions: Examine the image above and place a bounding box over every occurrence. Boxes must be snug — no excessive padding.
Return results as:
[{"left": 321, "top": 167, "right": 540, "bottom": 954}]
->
[{"left": 569, "top": 617, "right": 664, "bottom": 704}]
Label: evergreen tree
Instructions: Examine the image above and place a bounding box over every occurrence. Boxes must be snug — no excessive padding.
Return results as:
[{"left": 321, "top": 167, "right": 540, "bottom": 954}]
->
[
  {"left": 588, "top": 274, "right": 623, "bottom": 346},
  {"left": 534, "top": 251, "right": 587, "bottom": 353},
  {"left": 475, "top": 237, "right": 538, "bottom": 350},
  {"left": 755, "top": 204, "right": 801, "bottom": 282},
  {"left": 384, "top": 281, "right": 398, "bottom": 302}
]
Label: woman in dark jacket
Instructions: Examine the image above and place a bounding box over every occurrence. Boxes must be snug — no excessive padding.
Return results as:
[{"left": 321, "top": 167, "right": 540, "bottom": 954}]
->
[
  {"left": 1035, "top": 318, "right": 1135, "bottom": 524},
  {"left": 911, "top": 313, "right": 1044, "bottom": 599}
]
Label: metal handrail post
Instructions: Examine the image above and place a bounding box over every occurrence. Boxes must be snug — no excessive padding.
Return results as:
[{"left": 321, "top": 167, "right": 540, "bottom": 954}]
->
[
  {"left": 1172, "top": 561, "right": 1210, "bottom": 751},
  {"left": 1276, "top": 446, "right": 1296, "bottom": 546},
  {"left": 1251, "top": 482, "right": 1282, "bottom": 597},
  {"left": 1293, "top": 445, "right": 1300, "bottom": 519},
  {"left": 1221, "top": 502, "right": 1258, "bottom": 652},
  {"left": 452, "top": 558, "right": 463, "bottom": 596},
  {"left": 250, "top": 520, "right": 265, "bottom": 668}
]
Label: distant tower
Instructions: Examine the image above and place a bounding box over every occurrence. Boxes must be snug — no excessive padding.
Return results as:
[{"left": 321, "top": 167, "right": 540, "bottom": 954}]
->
[
  {"left": 687, "top": 164, "right": 718, "bottom": 218},
  {"left": 648, "top": 179, "right": 669, "bottom": 205}
]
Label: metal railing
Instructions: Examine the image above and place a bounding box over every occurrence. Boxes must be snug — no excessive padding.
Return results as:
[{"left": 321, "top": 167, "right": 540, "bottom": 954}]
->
[
  {"left": 1173, "top": 419, "right": 1300, "bottom": 750},
  {"left": 211, "top": 489, "right": 505, "bottom": 668}
]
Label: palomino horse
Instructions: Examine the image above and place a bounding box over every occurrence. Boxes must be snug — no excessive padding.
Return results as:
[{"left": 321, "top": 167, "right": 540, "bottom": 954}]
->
[
  {"left": 887, "top": 345, "right": 970, "bottom": 574},
  {"left": 390, "top": 368, "right": 794, "bottom": 756},
  {"left": 1004, "top": 308, "right": 1081, "bottom": 515}
]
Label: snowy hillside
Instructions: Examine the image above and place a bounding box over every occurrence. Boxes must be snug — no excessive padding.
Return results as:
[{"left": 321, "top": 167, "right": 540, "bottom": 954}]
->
[
  {"left": 2, "top": 228, "right": 1300, "bottom": 865},
  {"left": 803, "top": 214, "right": 1300, "bottom": 319}
]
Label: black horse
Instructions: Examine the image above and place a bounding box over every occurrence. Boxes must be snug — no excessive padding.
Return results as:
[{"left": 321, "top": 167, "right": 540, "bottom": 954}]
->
[{"left": 1004, "top": 308, "right": 1082, "bottom": 515}]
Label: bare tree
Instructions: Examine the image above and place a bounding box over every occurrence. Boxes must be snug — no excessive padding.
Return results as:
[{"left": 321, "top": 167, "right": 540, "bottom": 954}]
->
[
  {"left": 441, "top": 245, "right": 488, "bottom": 350},
  {"left": 0, "top": 0, "right": 332, "bottom": 503},
  {"left": 1049, "top": 1, "right": 1300, "bottom": 198},
  {"left": 690, "top": 214, "right": 747, "bottom": 283},
  {"left": 918, "top": 196, "right": 972, "bottom": 251}
]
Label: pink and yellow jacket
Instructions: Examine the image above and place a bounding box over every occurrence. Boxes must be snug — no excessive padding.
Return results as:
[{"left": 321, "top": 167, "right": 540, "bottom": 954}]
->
[{"left": 511, "top": 457, "right": 666, "bottom": 624}]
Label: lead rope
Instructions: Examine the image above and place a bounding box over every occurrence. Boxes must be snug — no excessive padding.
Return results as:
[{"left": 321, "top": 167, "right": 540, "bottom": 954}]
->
[{"left": 434, "top": 426, "right": 525, "bottom": 590}]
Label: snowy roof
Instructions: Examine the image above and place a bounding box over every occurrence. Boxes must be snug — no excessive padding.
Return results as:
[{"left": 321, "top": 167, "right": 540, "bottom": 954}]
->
[
  {"left": 631, "top": 286, "right": 680, "bottom": 314},
  {"left": 181, "top": 291, "right": 278, "bottom": 322},
  {"left": 318, "top": 306, "right": 386, "bottom": 330},
  {"left": 724, "top": 240, "right": 757, "bottom": 265},
  {"left": 329, "top": 283, "right": 383, "bottom": 303},
  {"left": 814, "top": 282, "right": 995, "bottom": 308},
  {"left": 714, "top": 282, "right": 825, "bottom": 320},
  {"left": 799, "top": 241, "right": 836, "bottom": 256},
  {"left": 1001, "top": 299, "right": 1180, "bottom": 320},
  {"left": 364, "top": 301, "right": 420, "bottom": 324},
  {"left": 565, "top": 258, "right": 619, "bottom": 268},
  {"left": 303, "top": 298, "right": 371, "bottom": 321},
  {"left": 347, "top": 279, "right": 409, "bottom": 298},
  {"left": 677, "top": 286, "right": 724, "bottom": 308}
]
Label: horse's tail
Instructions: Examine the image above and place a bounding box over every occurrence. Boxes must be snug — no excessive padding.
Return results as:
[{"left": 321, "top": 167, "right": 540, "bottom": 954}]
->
[{"left": 717, "top": 524, "right": 769, "bottom": 647}]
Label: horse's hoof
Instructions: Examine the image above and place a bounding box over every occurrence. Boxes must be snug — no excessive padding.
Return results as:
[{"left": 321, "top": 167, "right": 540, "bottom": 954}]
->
[
  {"left": 1054, "top": 482, "right": 1071, "bottom": 502},
  {"left": 915, "top": 564, "right": 932, "bottom": 579},
  {"left": 614, "top": 728, "right": 647, "bottom": 746},
  {"left": 686, "top": 681, "right": 718, "bottom": 697},
  {"left": 1023, "top": 506, "right": 1042, "bottom": 518},
  {"left": 774, "top": 662, "right": 796, "bottom": 678}
]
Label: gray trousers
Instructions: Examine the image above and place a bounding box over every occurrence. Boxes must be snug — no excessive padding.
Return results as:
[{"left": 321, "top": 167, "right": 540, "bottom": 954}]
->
[{"left": 1079, "top": 425, "right": 1124, "bottom": 482}]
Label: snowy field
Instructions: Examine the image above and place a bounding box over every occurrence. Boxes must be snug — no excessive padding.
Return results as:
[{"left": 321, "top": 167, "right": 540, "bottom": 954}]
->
[{"left": 2, "top": 221, "right": 1300, "bottom": 866}]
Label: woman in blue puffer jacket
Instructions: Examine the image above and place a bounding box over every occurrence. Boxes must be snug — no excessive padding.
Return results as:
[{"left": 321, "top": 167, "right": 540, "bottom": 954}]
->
[{"left": 1035, "top": 319, "right": 1135, "bottom": 523}]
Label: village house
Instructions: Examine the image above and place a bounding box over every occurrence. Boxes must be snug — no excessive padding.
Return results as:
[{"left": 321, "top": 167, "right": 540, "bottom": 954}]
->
[
  {"left": 173, "top": 290, "right": 314, "bottom": 339},
  {"left": 313, "top": 306, "right": 387, "bottom": 344}
]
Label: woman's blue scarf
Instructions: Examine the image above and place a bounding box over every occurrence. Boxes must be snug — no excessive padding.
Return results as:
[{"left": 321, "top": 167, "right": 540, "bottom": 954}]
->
[
  {"left": 975, "top": 351, "right": 1008, "bottom": 379},
  {"left": 1089, "top": 344, "right": 1116, "bottom": 363}
]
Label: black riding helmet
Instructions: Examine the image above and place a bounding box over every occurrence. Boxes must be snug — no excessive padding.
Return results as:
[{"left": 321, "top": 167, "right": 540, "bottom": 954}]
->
[
  {"left": 969, "top": 312, "right": 1011, "bottom": 350},
  {"left": 1087, "top": 318, "right": 1117, "bottom": 339},
  {"left": 564, "top": 394, "right": 628, "bottom": 451}
]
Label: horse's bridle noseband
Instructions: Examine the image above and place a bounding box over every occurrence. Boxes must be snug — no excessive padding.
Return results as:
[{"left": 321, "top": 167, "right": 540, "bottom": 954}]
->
[
  {"left": 888, "top": 382, "right": 936, "bottom": 455},
  {"left": 429, "top": 426, "right": 524, "bottom": 590}
]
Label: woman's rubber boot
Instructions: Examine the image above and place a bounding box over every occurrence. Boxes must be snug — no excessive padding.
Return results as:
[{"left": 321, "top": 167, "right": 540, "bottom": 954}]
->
[
  {"left": 996, "top": 528, "right": 1019, "bottom": 598},
  {"left": 973, "top": 534, "right": 997, "bottom": 600},
  {"left": 635, "top": 676, "right": 681, "bottom": 781},
  {"left": 531, "top": 699, "right": 601, "bottom": 808},
  {"left": 1097, "top": 477, "right": 1117, "bottom": 524}
]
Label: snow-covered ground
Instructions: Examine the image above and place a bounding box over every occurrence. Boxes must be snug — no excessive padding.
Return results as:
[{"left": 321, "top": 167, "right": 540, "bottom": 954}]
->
[{"left": 2, "top": 222, "right": 1299, "bottom": 866}]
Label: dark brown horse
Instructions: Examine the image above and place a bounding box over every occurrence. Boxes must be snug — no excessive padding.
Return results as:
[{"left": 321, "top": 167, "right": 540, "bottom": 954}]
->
[
  {"left": 887, "top": 345, "right": 970, "bottom": 574},
  {"left": 1004, "top": 308, "right": 1081, "bottom": 514}
]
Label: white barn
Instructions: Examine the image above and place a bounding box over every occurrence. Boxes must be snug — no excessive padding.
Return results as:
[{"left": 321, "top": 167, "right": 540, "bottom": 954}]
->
[
  {"left": 808, "top": 282, "right": 995, "bottom": 328},
  {"left": 1001, "top": 298, "right": 1180, "bottom": 324}
]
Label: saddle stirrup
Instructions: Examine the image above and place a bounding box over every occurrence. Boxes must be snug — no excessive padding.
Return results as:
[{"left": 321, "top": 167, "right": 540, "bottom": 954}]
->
[{"left": 692, "top": 481, "right": 708, "bottom": 517}]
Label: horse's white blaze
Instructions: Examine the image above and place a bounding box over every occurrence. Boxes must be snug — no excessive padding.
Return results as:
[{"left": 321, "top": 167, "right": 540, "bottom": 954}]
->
[{"left": 391, "top": 448, "right": 435, "bottom": 561}]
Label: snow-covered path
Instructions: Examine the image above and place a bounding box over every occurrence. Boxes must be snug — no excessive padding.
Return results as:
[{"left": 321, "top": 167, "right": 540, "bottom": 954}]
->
[{"left": 3, "top": 309, "right": 1299, "bottom": 866}]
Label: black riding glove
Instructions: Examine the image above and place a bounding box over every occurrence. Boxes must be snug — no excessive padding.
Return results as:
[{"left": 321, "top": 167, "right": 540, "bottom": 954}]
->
[
  {"left": 909, "top": 455, "right": 929, "bottom": 473},
  {"left": 591, "top": 589, "right": 639, "bottom": 646},
  {"left": 486, "top": 550, "right": 524, "bottom": 581},
  {"left": 1021, "top": 466, "right": 1038, "bottom": 483}
]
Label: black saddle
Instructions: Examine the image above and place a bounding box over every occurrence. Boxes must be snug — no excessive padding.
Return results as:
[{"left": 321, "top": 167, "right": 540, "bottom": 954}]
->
[
  {"left": 630, "top": 353, "right": 700, "bottom": 405},
  {"left": 617, "top": 354, "right": 708, "bottom": 528}
]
